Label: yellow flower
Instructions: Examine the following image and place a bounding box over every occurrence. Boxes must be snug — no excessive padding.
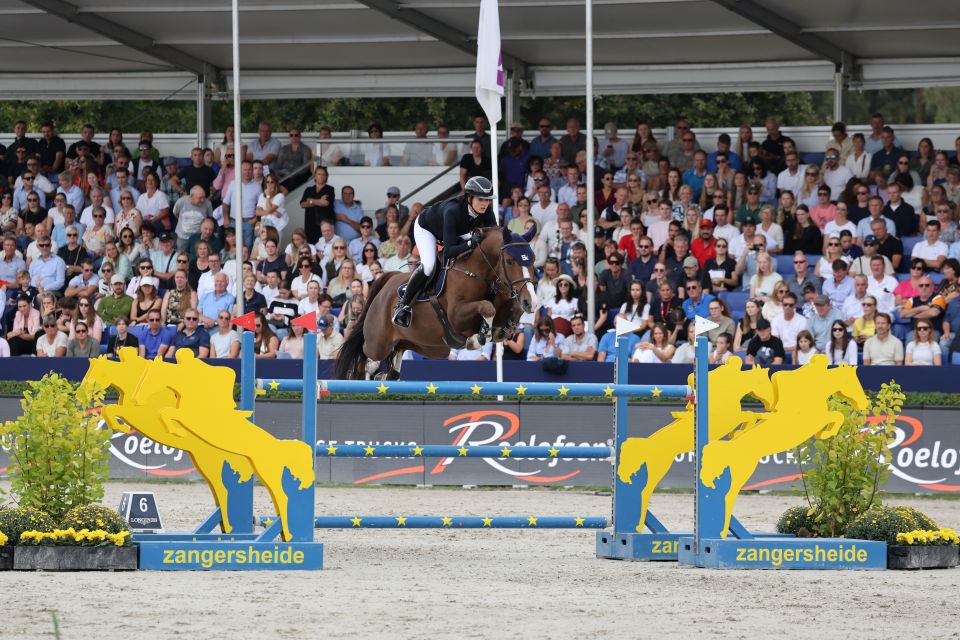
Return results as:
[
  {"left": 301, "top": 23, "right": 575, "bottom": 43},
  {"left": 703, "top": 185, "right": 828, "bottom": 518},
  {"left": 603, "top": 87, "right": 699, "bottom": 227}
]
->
[{"left": 0, "top": 532, "right": 7, "bottom": 546}]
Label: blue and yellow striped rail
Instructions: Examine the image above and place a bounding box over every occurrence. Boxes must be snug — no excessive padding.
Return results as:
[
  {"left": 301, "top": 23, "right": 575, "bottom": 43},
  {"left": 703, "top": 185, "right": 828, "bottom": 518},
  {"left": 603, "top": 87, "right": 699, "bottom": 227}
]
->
[
  {"left": 316, "top": 444, "right": 612, "bottom": 458},
  {"left": 257, "top": 378, "right": 690, "bottom": 398},
  {"left": 260, "top": 516, "right": 609, "bottom": 529}
]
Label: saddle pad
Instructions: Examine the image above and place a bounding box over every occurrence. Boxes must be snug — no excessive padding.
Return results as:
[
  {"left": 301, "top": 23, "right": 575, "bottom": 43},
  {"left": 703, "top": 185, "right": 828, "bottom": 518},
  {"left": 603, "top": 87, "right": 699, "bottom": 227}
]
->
[{"left": 396, "top": 267, "right": 448, "bottom": 302}]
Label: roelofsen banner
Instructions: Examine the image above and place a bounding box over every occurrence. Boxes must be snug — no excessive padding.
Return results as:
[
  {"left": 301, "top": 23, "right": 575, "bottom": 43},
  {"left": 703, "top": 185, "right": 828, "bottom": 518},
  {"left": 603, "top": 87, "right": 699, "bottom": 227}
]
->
[{"left": 0, "top": 400, "right": 958, "bottom": 494}]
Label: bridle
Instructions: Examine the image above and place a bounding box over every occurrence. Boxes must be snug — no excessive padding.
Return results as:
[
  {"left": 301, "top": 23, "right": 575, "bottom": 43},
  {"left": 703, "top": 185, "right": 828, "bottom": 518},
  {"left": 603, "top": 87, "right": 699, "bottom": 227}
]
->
[{"left": 448, "top": 232, "right": 533, "bottom": 310}]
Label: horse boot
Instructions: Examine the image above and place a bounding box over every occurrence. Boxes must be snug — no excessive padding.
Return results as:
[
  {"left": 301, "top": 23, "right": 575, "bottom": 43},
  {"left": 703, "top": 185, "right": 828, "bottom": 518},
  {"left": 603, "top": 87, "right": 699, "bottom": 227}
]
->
[{"left": 392, "top": 264, "right": 430, "bottom": 328}]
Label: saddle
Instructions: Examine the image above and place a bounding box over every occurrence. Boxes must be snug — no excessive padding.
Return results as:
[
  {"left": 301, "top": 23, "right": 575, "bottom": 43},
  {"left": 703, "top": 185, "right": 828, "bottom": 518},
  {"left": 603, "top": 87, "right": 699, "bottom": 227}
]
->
[{"left": 395, "top": 266, "right": 449, "bottom": 303}]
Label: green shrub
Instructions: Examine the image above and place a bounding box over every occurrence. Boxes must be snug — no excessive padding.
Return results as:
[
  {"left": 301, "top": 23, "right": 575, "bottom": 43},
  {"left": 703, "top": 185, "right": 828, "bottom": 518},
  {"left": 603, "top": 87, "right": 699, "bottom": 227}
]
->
[
  {"left": 1, "top": 373, "right": 109, "bottom": 520},
  {"left": 0, "top": 506, "right": 55, "bottom": 545},
  {"left": 776, "top": 506, "right": 818, "bottom": 536},
  {"left": 60, "top": 505, "right": 129, "bottom": 535},
  {"left": 845, "top": 505, "right": 939, "bottom": 545}
]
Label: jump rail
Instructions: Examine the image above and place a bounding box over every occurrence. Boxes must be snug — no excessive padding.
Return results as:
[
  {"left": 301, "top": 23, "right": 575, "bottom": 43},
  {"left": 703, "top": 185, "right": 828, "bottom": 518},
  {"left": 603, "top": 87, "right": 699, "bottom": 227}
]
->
[
  {"left": 259, "top": 516, "right": 609, "bottom": 529},
  {"left": 315, "top": 444, "right": 612, "bottom": 458},
  {"left": 257, "top": 379, "right": 691, "bottom": 398}
]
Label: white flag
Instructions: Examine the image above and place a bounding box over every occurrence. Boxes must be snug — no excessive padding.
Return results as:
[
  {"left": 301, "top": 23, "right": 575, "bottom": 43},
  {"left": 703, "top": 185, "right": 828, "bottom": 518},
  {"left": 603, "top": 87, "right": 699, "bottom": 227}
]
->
[{"left": 475, "top": 0, "right": 504, "bottom": 125}]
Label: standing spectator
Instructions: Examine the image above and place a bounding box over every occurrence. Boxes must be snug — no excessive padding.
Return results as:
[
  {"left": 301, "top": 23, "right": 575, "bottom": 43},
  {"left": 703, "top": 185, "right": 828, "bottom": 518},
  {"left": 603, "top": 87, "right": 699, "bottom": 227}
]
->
[
  {"left": 222, "top": 161, "right": 261, "bottom": 251},
  {"left": 745, "top": 318, "right": 785, "bottom": 366},
  {"left": 807, "top": 294, "right": 844, "bottom": 352},
  {"left": 862, "top": 313, "right": 903, "bottom": 365},
  {"left": 299, "top": 167, "right": 335, "bottom": 246},
  {"left": 256, "top": 175, "right": 288, "bottom": 234},
  {"left": 274, "top": 128, "right": 313, "bottom": 191},
  {"left": 173, "top": 187, "right": 213, "bottom": 252},
  {"left": 246, "top": 121, "right": 280, "bottom": 171}
]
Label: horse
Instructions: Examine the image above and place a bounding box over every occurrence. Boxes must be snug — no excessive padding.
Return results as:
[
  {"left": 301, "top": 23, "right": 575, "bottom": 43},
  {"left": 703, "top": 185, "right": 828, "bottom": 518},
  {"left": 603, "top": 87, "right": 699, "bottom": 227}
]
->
[
  {"left": 334, "top": 225, "right": 538, "bottom": 380},
  {"left": 700, "top": 355, "right": 868, "bottom": 538},
  {"left": 616, "top": 357, "right": 776, "bottom": 534}
]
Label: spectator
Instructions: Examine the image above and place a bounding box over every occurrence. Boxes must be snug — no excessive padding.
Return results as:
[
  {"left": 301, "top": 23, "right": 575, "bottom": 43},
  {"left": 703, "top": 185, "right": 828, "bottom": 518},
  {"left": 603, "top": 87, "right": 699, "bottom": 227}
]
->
[
  {"left": 316, "top": 314, "right": 344, "bottom": 360},
  {"left": 912, "top": 220, "right": 947, "bottom": 272},
  {"left": 745, "top": 318, "right": 785, "bottom": 366},
  {"left": 222, "top": 161, "right": 260, "bottom": 251},
  {"left": 562, "top": 315, "right": 597, "bottom": 361},
  {"left": 807, "top": 294, "right": 844, "bottom": 352},
  {"left": 705, "top": 298, "right": 735, "bottom": 345},
  {"left": 448, "top": 343, "right": 493, "bottom": 361},
  {"left": 618, "top": 281, "right": 649, "bottom": 326},
  {"left": 681, "top": 278, "right": 714, "bottom": 320},
  {"left": 35, "top": 314, "right": 67, "bottom": 357},
  {"left": 710, "top": 331, "right": 734, "bottom": 364},
  {"left": 340, "top": 295, "right": 365, "bottom": 339},
  {"left": 73, "top": 297, "right": 103, "bottom": 343},
  {"left": 130, "top": 277, "right": 161, "bottom": 325},
  {"left": 170, "top": 308, "right": 210, "bottom": 357},
  {"left": 882, "top": 180, "right": 918, "bottom": 239},
  {"left": 900, "top": 276, "right": 946, "bottom": 337},
  {"left": 198, "top": 272, "right": 235, "bottom": 330},
  {"left": 266, "top": 282, "right": 298, "bottom": 335},
  {"left": 160, "top": 269, "right": 197, "bottom": 328},
  {"left": 631, "top": 322, "right": 675, "bottom": 363},
  {"left": 208, "top": 310, "right": 241, "bottom": 358},
  {"left": 107, "top": 316, "right": 139, "bottom": 356},
  {"left": 809, "top": 185, "right": 837, "bottom": 230},
  {"left": 893, "top": 259, "right": 926, "bottom": 306},
  {"left": 852, "top": 295, "right": 878, "bottom": 347},
  {"left": 823, "top": 202, "right": 856, "bottom": 251},
  {"left": 703, "top": 237, "right": 740, "bottom": 293},
  {"left": 862, "top": 313, "right": 903, "bottom": 365},
  {"left": 842, "top": 274, "right": 871, "bottom": 323},
  {"left": 827, "top": 319, "right": 858, "bottom": 365},
  {"left": 274, "top": 128, "right": 313, "bottom": 190},
  {"left": 784, "top": 251, "right": 820, "bottom": 299},
  {"left": 66, "top": 321, "right": 99, "bottom": 357},
  {"left": 648, "top": 278, "right": 683, "bottom": 339},
  {"left": 297, "top": 281, "right": 323, "bottom": 318},
  {"left": 526, "top": 317, "right": 563, "bottom": 361},
  {"left": 544, "top": 274, "right": 579, "bottom": 330},
  {"left": 771, "top": 292, "right": 806, "bottom": 357},
  {"left": 850, "top": 235, "right": 893, "bottom": 276},
  {"left": 7, "top": 295, "right": 40, "bottom": 356},
  {"left": 96, "top": 274, "right": 134, "bottom": 325},
  {"left": 255, "top": 175, "right": 288, "bottom": 234},
  {"left": 528, "top": 118, "right": 556, "bottom": 162},
  {"left": 276, "top": 320, "right": 305, "bottom": 359},
  {"left": 64, "top": 260, "right": 99, "bottom": 300},
  {"left": 432, "top": 125, "right": 458, "bottom": 167},
  {"left": 299, "top": 167, "right": 336, "bottom": 245},
  {"left": 748, "top": 252, "right": 782, "bottom": 304},
  {"left": 845, "top": 133, "right": 872, "bottom": 179},
  {"left": 28, "top": 236, "right": 65, "bottom": 294},
  {"left": 327, "top": 259, "right": 356, "bottom": 306},
  {"left": 671, "top": 323, "right": 698, "bottom": 364},
  {"left": 196, "top": 253, "right": 233, "bottom": 301},
  {"left": 905, "top": 320, "right": 941, "bottom": 366},
  {"left": 783, "top": 206, "right": 822, "bottom": 255},
  {"left": 794, "top": 329, "right": 818, "bottom": 365},
  {"left": 822, "top": 260, "right": 855, "bottom": 311},
  {"left": 459, "top": 140, "right": 491, "bottom": 192},
  {"left": 870, "top": 217, "right": 903, "bottom": 272},
  {"left": 240, "top": 274, "right": 267, "bottom": 317},
  {"left": 252, "top": 315, "right": 279, "bottom": 358}
]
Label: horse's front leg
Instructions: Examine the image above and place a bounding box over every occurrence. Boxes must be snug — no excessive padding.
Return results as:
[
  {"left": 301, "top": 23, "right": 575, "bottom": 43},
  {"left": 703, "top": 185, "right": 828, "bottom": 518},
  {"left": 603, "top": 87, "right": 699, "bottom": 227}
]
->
[
  {"left": 450, "top": 300, "right": 496, "bottom": 349},
  {"left": 100, "top": 405, "right": 133, "bottom": 434},
  {"left": 815, "top": 410, "right": 847, "bottom": 439}
]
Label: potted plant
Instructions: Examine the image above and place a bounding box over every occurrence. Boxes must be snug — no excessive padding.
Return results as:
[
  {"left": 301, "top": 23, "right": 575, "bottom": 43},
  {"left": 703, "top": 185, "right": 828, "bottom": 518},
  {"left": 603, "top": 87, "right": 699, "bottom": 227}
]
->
[
  {"left": 0, "top": 506, "right": 55, "bottom": 570},
  {"left": 888, "top": 528, "right": 960, "bottom": 570},
  {"left": 15, "top": 525, "right": 135, "bottom": 571}
]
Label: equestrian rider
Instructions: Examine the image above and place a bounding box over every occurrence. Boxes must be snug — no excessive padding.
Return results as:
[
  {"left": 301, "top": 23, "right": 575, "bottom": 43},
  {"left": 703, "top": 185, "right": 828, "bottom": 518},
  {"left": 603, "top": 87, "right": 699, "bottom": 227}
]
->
[{"left": 392, "top": 176, "right": 497, "bottom": 327}]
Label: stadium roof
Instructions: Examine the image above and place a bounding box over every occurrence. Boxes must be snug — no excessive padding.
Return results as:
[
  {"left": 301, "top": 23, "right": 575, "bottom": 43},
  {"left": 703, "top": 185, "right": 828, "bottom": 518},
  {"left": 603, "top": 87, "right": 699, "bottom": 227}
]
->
[{"left": 1, "top": 0, "right": 959, "bottom": 100}]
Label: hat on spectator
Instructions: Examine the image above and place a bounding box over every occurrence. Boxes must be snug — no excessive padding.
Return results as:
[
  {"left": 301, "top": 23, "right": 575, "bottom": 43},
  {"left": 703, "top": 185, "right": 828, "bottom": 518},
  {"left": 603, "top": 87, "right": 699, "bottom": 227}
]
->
[
  {"left": 140, "top": 276, "right": 159, "bottom": 289},
  {"left": 756, "top": 318, "right": 771, "bottom": 331},
  {"left": 863, "top": 234, "right": 878, "bottom": 244},
  {"left": 111, "top": 274, "right": 125, "bottom": 285},
  {"left": 594, "top": 226, "right": 606, "bottom": 238},
  {"left": 317, "top": 314, "right": 333, "bottom": 330},
  {"left": 699, "top": 219, "right": 714, "bottom": 228},
  {"left": 747, "top": 184, "right": 761, "bottom": 193},
  {"left": 387, "top": 186, "right": 401, "bottom": 197},
  {"left": 814, "top": 294, "right": 830, "bottom": 306},
  {"left": 683, "top": 256, "right": 699, "bottom": 269},
  {"left": 510, "top": 122, "right": 524, "bottom": 131},
  {"left": 555, "top": 274, "right": 576, "bottom": 287},
  {"left": 159, "top": 231, "right": 175, "bottom": 242},
  {"left": 163, "top": 156, "right": 178, "bottom": 166}
]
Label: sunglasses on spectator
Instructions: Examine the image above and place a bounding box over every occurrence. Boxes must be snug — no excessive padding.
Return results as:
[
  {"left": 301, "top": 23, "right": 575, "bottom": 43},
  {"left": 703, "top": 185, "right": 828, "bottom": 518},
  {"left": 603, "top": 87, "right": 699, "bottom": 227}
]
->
[
  {"left": 185, "top": 316, "right": 199, "bottom": 321},
  {"left": 917, "top": 326, "right": 931, "bottom": 331},
  {"left": 23, "top": 176, "right": 34, "bottom": 181},
  {"left": 67, "top": 233, "right": 77, "bottom": 237},
  {"left": 856, "top": 190, "right": 869, "bottom": 196},
  {"left": 832, "top": 327, "right": 845, "bottom": 332},
  {"left": 911, "top": 265, "right": 923, "bottom": 271},
  {"left": 177, "top": 258, "right": 188, "bottom": 263},
  {"left": 717, "top": 159, "right": 727, "bottom": 164},
  {"left": 148, "top": 318, "right": 161, "bottom": 323},
  {"left": 44, "top": 323, "right": 56, "bottom": 328},
  {"left": 225, "top": 154, "right": 234, "bottom": 158},
  {"left": 918, "top": 284, "right": 932, "bottom": 288},
  {"left": 27, "top": 198, "right": 39, "bottom": 203},
  {"left": 806, "top": 171, "right": 818, "bottom": 176},
  {"left": 898, "top": 160, "right": 909, "bottom": 165},
  {"left": 38, "top": 243, "right": 51, "bottom": 248},
  {"left": 782, "top": 303, "right": 795, "bottom": 308},
  {"left": 94, "top": 213, "right": 105, "bottom": 218},
  {"left": 862, "top": 302, "right": 875, "bottom": 307}
]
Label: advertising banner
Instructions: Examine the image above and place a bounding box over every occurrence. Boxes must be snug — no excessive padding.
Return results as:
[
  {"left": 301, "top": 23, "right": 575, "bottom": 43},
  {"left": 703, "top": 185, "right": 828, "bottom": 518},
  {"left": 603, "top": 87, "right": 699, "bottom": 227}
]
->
[{"left": 0, "top": 400, "right": 957, "bottom": 494}]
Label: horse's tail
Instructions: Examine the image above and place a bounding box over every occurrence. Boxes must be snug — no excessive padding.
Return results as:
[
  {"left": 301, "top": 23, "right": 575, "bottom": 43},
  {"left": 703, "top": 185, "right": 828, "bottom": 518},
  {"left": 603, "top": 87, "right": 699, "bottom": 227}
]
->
[{"left": 332, "top": 274, "right": 394, "bottom": 380}]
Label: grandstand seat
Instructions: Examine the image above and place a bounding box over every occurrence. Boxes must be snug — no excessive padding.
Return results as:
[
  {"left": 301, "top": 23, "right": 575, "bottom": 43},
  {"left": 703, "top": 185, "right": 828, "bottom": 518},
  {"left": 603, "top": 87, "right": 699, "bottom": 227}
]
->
[
  {"left": 901, "top": 236, "right": 923, "bottom": 268},
  {"left": 952, "top": 352, "right": 960, "bottom": 366},
  {"left": 732, "top": 310, "right": 744, "bottom": 324},
  {"left": 775, "top": 255, "right": 794, "bottom": 276},
  {"left": 717, "top": 291, "right": 749, "bottom": 313},
  {"left": 930, "top": 272, "right": 944, "bottom": 285}
]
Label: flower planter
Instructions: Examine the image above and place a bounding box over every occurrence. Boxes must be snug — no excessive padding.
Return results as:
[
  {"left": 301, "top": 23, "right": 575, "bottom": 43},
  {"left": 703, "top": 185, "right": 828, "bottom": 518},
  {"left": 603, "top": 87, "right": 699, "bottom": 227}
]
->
[
  {"left": 13, "top": 545, "right": 138, "bottom": 571},
  {"left": 0, "top": 545, "right": 13, "bottom": 571},
  {"left": 887, "top": 545, "right": 959, "bottom": 570}
]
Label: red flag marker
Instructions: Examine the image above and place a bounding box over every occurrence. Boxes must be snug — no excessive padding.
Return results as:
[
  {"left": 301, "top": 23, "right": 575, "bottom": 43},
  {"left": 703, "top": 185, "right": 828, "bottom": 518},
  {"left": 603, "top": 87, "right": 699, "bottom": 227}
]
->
[
  {"left": 231, "top": 312, "right": 255, "bottom": 331},
  {"left": 291, "top": 311, "right": 317, "bottom": 332}
]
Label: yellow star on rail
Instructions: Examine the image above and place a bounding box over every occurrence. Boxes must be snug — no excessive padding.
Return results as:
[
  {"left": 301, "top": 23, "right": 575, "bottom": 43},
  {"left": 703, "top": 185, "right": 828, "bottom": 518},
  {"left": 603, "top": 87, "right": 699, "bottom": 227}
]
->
[
  {"left": 364, "top": 445, "right": 375, "bottom": 456},
  {"left": 326, "top": 444, "right": 337, "bottom": 455},
  {"left": 603, "top": 385, "right": 615, "bottom": 397},
  {"left": 458, "top": 446, "right": 469, "bottom": 456},
  {"left": 441, "top": 517, "right": 453, "bottom": 527},
  {"left": 527, "top": 516, "right": 538, "bottom": 526},
  {"left": 470, "top": 383, "right": 482, "bottom": 395},
  {"left": 482, "top": 517, "right": 493, "bottom": 527},
  {"left": 558, "top": 385, "right": 570, "bottom": 396},
  {"left": 651, "top": 387, "right": 663, "bottom": 398},
  {"left": 268, "top": 380, "right": 280, "bottom": 391},
  {"left": 351, "top": 517, "right": 362, "bottom": 528},
  {"left": 515, "top": 384, "right": 527, "bottom": 395},
  {"left": 500, "top": 446, "right": 512, "bottom": 458},
  {"left": 548, "top": 447, "right": 560, "bottom": 458},
  {"left": 395, "top": 516, "right": 407, "bottom": 527},
  {"left": 412, "top": 445, "right": 424, "bottom": 456},
  {"left": 426, "top": 383, "right": 438, "bottom": 394},
  {"left": 376, "top": 383, "right": 389, "bottom": 394},
  {"left": 575, "top": 517, "right": 585, "bottom": 527}
]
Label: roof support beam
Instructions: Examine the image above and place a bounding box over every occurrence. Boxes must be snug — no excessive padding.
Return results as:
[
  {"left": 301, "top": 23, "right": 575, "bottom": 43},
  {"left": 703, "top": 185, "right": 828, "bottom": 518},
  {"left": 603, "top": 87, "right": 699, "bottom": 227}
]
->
[
  {"left": 20, "top": 0, "right": 220, "bottom": 78},
  {"left": 354, "top": 0, "right": 529, "bottom": 75},
  {"left": 711, "top": 0, "right": 848, "bottom": 68}
]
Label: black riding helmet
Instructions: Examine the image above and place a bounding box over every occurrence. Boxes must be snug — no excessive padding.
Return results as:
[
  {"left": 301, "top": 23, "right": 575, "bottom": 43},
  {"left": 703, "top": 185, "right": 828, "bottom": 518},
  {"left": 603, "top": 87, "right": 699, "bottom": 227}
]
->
[{"left": 464, "top": 176, "right": 495, "bottom": 200}]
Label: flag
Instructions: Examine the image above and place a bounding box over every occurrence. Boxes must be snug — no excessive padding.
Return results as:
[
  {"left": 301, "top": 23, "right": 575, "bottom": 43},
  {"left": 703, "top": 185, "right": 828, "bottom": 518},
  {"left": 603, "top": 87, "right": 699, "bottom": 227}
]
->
[{"left": 475, "top": 0, "right": 504, "bottom": 125}]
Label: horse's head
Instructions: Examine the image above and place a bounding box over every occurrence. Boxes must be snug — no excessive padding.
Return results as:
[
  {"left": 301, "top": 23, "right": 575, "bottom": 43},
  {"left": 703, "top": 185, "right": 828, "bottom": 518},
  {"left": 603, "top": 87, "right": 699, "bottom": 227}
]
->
[
  {"left": 831, "top": 362, "right": 869, "bottom": 412},
  {"left": 83, "top": 351, "right": 145, "bottom": 403},
  {"left": 471, "top": 226, "right": 537, "bottom": 315},
  {"left": 743, "top": 361, "right": 776, "bottom": 410}
]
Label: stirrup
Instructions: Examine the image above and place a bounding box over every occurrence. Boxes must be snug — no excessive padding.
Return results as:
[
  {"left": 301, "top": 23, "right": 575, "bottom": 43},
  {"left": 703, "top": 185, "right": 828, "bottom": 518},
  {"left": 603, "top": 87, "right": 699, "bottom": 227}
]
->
[{"left": 392, "top": 303, "right": 413, "bottom": 328}]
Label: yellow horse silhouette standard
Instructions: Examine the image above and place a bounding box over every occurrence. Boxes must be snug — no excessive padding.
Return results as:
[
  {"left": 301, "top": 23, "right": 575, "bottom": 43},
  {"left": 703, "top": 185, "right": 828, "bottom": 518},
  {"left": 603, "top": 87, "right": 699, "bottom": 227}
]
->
[
  {"left": 84, "top": 348, "right": 315, "bottom": 542},
  {"left": 617, "top": 357, "right": 775, "bottom": 533},
  {"left": 700, "top": 355, "right": 868, "bottom": 538}
]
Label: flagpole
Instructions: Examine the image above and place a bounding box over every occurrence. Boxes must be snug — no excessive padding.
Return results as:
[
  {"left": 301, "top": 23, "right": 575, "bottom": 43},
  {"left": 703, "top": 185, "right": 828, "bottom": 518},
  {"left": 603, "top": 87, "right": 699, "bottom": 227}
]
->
[
  {"left": 490, "top": 103, "right": 505, "bottom": 397},
  {"left": 585, "top": 0, "right": 596, "bottom": 332},
  {"left": 231, "top": 0, "right": 243, "bottom": 315}
]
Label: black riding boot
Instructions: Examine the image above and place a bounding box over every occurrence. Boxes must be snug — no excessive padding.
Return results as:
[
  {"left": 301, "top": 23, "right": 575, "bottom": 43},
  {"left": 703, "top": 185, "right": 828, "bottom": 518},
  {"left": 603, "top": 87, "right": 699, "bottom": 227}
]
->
[{"left": 392, "top": 265, "right": 430, "bottom": 328}]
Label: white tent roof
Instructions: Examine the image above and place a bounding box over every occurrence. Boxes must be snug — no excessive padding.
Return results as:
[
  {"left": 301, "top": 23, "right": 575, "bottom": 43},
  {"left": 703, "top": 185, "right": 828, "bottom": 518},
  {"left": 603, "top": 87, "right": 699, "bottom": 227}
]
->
[{"left": 1, "top": 0, "right": 959, "bottom": 99}]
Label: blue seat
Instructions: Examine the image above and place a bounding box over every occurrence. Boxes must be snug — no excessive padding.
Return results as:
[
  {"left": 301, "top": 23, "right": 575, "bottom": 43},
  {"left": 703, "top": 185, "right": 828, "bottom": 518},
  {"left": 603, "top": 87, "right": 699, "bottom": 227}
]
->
[
  {"left": 930, "top": 272, "right": 944, "bottom": 285},
  {"left": 775, "top": 255, "right": 794, "bottom": 276},
  {"left": 952, "top": 352, "right": 960, "bottom": 366},
  {"left": 901, "top": 236, "right": 923, "bottom": 269},
  {"left": 732, "top": 310, "right": 744, "bottom": 324},
  {"left": 717, "top": 291, "right": 749, "bottom": 312}
]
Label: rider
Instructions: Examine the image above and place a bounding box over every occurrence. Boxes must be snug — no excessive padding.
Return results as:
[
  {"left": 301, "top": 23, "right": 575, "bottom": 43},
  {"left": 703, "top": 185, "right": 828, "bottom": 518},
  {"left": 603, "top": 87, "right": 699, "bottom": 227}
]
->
[{"left": 392, "top": 176, "right": 497, "bottom": 327}]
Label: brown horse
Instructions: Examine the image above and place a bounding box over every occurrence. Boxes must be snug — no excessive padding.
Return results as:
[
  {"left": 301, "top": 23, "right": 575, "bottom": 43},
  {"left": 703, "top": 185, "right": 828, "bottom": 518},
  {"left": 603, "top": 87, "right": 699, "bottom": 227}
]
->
[{"left": 334, "top": 226, "right": 538, "bottom": 379}]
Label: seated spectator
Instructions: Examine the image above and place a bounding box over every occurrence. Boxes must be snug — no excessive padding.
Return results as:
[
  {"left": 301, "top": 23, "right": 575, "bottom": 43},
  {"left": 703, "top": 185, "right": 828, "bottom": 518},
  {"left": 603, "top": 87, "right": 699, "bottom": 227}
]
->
[
  {"left": 545, "top": 274, "right": 579, "bottom": 332},
  {"left": 138, "top": 309, "right": 170, "bottom": 359},
  {"left": 704, "top": 299, "right": 735, "bottom": 345},
  {"left": 842, "top": 275, "right": 871, "bottom": 324},
  {"left": 82, "top": 207, "right": 115, "bottom": 257},
  {"left": 327, "top": 259, "right": 356, "bottom": 306},
  {"left": 771, "top": 292, "right": 806, "bottom": 357},
  {"left": 170, "top": 308, "right": 210, "bottom": 357},
  {"left": 912, "top": 220, "right": 947, "bottom": 272},
  {"left": 253, "top": 315, "right": 279, "bottom": 358},
  {"left": 291, "top": 257, "right": 322, "bottom": 300},
  {"left": 28, "top": 237, "right": 65, "bottom": 295},
  {"left": 107, "top": 316, "right": 139, "bottom": 356},
  {"left": 827, "top": 319, "right": 858, "bottom": 365},
  {"left": 198, "top": 272, "right": 236, "bottom": 330},
  {"left": 160, "top": 269, "right": 197, "bottom": 328},
  {"left": 793, "top": 329, "right": 818, "bottom": 365},
  {"left": 709, "top": 331, "right": 734, "bottom": 364},
  {"left": 35, "top": 314, "right": 67, "bottom": 357},
  {"left": 65, "top": 260, "right": 99, "bottom": 300},
  {"left": 130, "top": 277, "right": 162, "bottom": 326},
  {"left": 240, "top": 274, "right": 267, "bottom": 316},
  {"left": 850, "top": 235, "right": 893, "bottom": 276},
  {"left": 852, "top": 296, "right": 878, "bottom": 346},
  {"left": 671, "top": 323, "right": 697, "bottom": 364},
  {"left": 66, "top": 321, "right": 99, "bottom": 357},
  {"left": 8, "top": 295, "right": 40, "bottom": 356},
  {"left": 631, "top": 321, "right": 675, "bottom": 363},
  {"left": 905, "top": 320, "right": 941, "bottom": 366},
  {"left": 822, "top": 260, "right": 854, "bottom": 312},
  {"left": 749, "top": 252, "right": 782, "bottom": 305},
  {"left": 73, "top": 297, "right": 103, "bottom": 343},
  {"left": 783, "top": 205, "right": 822, "bottom": 256},
  {"left": 208, "top": 310, "right": 241, "bottom": 358},
  {"left": 681, "top": 278, "right": 714, "bottom": 321},
  {"left": 745, "top": 318, "right": 785, "bottom": 366},
  {"left": 761, "top": 281, "right": 790, "bottom": 322},
  {"left": 561, "top": 315, "right": 597, "bottom": 361},
  {"left": 448, "top": 343, "right": 494, "bottom": 361},
  {"left": 596, "top": 327, "right": 640, "bottom": 363},
  {"left": 900, "top": 276, "right": 946, "bottom": 338},
  {"left": 313, "top": 313, "right": 342, "bottom": 360},
  {"left": 618, "top": 281, "right": 650, "bottom": 326},
  {"left": 278, "top": 320, "right": 306, "bottom": 359},
  {"left": 96, "top": 275, "right": 134, "bottom": 326},
  {"left": 807, "top": 294, "right": 844, "bottom": 352},
  {"left": 862, "top": 313, "right": 903, "bottom": 365},
  {"left": 871, "top": 218, "right": 903, "bottom": 272},
  {"left": 339, "top": 295, "right": 365, "bottom": 339},
  {"left": 526, "top": 317, "right": 563, "bottom": 361},
  {"left": 266, "top": 282, "right": 298, "bottom": 335}
]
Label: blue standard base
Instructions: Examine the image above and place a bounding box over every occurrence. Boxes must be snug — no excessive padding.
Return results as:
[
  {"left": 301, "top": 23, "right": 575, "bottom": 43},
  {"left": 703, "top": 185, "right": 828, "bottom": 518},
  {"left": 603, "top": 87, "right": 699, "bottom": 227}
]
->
[
  {"left": 596, "top": 530, "right": 691, "bottom": 561},
  {"left": 677, "top": 536, "right": 887, "bottom": 570},
  {"left": 138, "top": 539, "right": 324, "bottom": 570}
]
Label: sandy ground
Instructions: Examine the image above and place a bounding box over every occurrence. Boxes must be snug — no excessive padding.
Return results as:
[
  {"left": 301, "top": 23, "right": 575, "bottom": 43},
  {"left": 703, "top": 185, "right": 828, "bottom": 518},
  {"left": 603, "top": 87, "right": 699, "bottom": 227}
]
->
[{"left": 3, "top": 481, "right": 960, "bottom": 640}]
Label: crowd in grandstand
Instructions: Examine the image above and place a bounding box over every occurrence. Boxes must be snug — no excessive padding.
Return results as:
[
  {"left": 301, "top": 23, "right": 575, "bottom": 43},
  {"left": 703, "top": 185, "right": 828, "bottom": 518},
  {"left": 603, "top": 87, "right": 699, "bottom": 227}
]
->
[{"left": 1, "top": 113, "right": 960, "bottom": 367}]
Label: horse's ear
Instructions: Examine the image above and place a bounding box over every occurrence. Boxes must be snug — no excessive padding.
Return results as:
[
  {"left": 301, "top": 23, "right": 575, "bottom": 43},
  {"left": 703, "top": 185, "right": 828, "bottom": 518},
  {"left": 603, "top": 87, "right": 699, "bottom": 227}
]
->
[
  {"left": 501, "top": 225, "right": 510, "bottom": 244},
  {"left": 520, "top": 223, "right": 537, "bottom": 243}
]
